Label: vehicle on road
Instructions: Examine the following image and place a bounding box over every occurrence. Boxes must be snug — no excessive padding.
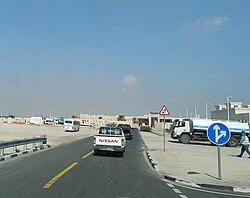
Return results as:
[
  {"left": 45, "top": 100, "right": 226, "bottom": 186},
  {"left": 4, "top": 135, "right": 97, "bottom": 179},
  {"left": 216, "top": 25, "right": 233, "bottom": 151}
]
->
[
  {"left": 64, "top": 119, "right": 80, "bottom": 132},
  {"left": 44, "top": 117, "right": 54, "bottom": 125},
  {"left": 117, "top": 124, "right": 133, "bottom": 140},
  {"left": 93, "top": 127, "right": 126, "bottom": 156},
  {"left": 171, "top": 118, "right": 249, "bottom": 147}
]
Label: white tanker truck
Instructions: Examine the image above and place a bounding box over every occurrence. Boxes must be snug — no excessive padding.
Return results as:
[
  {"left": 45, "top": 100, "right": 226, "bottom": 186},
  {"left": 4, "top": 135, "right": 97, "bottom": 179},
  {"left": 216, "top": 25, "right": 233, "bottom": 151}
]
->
[{"left": 171, "top": 118, "right": 249, "bottom": 147}]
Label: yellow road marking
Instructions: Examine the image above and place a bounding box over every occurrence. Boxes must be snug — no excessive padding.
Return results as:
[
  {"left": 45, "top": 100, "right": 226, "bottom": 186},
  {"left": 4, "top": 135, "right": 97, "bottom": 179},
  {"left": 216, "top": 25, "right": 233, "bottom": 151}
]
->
[
  {"left": 82, "top": 150, "right": 94, "bottom": 159},
  {"left": 43, "top": 162, "right": 78, "bottom": 189}
]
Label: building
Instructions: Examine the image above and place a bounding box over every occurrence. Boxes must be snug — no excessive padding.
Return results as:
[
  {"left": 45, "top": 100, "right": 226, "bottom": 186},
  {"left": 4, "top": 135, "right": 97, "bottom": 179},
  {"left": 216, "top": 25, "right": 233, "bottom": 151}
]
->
[
  {"left": 79, "top": 114, "right": 136, "bottom": 127},
  {"left": 148, "top": 112, "right": 176, "bottom": 130},
  {"left": 138, "top": 115, "right": 149, "bottom": 126},
  {"left": 211, "top": 102, "right": 250, "bottom": 123}
]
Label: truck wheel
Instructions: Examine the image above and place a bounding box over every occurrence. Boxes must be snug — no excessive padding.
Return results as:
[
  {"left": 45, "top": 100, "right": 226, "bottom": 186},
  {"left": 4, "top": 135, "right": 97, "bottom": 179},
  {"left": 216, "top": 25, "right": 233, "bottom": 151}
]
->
[
  {"left": 179, "top": 134, "right": 190, "bottom": 144},
  {"left": 226, "top": 137, "right": 238, "bottom": 147},
  {"left": 94, "top": 150, "right": 99, "bottom": 155}
]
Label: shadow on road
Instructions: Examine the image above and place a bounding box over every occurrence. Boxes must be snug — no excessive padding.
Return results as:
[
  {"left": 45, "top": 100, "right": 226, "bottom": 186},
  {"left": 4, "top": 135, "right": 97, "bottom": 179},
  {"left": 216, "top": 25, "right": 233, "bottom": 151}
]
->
[
  {"left": 205, "top": 173, "right": 219, "bottom": 180},
  {"left": 93, "top": 151, "right": 124, "bottom": 158},
  {"left": 229, "top": 154, "right": 239, "bottom": 157}
]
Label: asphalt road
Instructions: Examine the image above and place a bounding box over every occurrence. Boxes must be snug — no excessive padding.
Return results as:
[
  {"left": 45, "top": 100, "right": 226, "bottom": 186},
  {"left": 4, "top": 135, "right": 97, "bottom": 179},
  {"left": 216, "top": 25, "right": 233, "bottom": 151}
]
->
[{"left": 0, "top": 129, "right": 248, "bottom": 198}]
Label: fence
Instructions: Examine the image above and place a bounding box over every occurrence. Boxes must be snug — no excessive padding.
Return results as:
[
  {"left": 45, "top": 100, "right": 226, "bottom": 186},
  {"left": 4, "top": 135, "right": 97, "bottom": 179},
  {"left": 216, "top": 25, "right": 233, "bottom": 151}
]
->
[{"left": 0, "top": 135, "right": 47, "bottom": 156}]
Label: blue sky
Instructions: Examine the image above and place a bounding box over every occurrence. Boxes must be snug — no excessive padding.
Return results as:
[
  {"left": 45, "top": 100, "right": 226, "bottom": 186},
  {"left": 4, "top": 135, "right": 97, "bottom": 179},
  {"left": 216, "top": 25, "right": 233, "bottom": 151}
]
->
[{"left": 0, "top": 0, "right": 250, "bottom": 118}]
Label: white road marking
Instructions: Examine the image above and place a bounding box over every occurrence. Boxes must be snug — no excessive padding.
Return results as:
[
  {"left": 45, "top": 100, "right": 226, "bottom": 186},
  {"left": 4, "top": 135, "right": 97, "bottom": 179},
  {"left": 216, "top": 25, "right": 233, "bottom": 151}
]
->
[
  {"left": 167, "top": 183, "right": 175, "bottom": 188},
  {"left": 166, "top": 182, "right": 188, "bottom": 198},
  {"left": 173, "top": 188, "right": 182, "bottom": 194},
  {"left": 162, "top": 179, "right": 250, "bottom": 197}
]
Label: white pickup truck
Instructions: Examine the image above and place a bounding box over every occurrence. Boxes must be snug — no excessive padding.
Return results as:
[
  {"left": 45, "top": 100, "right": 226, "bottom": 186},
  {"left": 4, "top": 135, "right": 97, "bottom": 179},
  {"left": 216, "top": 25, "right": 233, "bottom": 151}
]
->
[{"left": 93, "top": 127, "right": 126, "bottom": 157}]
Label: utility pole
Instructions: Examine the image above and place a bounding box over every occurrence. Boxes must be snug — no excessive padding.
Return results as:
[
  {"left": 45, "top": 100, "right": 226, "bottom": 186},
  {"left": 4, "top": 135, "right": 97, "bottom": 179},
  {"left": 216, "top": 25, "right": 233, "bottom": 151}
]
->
[
  {"left": 227, "top": 96, "right": 232, "bottom": 122},
  {"left": 206, "top": 103, "right": 210, "bottom": 119},
  {"left": 195, "top": 106, "right": 199, "bottom": 118}
]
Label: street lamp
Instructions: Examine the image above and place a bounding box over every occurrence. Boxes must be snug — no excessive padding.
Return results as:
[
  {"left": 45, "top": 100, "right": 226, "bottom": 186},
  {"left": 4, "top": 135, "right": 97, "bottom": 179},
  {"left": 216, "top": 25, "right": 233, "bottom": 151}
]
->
[
  {"left": 205, "top": 103, "right": 210, "bottom": 119},
  {"left": 227, "top": 96, "right": 232, "bottom": 122},
  {"left": 195, "top": 106, "right": 199, "bottom": 118}
]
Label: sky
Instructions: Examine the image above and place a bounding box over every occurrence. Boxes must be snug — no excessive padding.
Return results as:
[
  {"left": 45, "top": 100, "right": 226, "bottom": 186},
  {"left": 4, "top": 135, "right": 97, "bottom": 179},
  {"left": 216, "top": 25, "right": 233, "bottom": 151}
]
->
[{"left": 0, "top": 0, "right": 250, "bottom": 118}]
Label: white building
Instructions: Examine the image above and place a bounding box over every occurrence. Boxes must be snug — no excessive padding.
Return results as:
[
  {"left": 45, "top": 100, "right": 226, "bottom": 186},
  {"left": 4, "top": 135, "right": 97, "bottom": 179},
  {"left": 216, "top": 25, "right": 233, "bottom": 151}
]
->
[
  {"left": 148, "top": 112, "right": 176, "bottom": 130},
  {"left": 211, "top": 102, "right": 250, "bottom": 123},
  {"left": 79, "top": 114, "right": 136, "bottom": 127}
]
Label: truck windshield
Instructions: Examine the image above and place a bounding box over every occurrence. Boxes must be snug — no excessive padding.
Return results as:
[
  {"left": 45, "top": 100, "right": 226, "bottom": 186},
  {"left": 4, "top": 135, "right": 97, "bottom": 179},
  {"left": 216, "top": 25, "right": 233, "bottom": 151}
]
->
[
  {"left": 178, "top": 121, "right": 185, "bottom": 127},
  {"left": 65, "top": 121, "right": 73, "bottom": 124},
  {"left": 117, "top": 124, "right": 131, "bottom": 130},
  {"left": 173, "top": 120, "right": 178, "bottom": 127},
  {"left": 99, "top": 127, "right": 122, "bottom": 135},
  {"left": 174, "top": 121, "right": 185, "bottom": 127}
]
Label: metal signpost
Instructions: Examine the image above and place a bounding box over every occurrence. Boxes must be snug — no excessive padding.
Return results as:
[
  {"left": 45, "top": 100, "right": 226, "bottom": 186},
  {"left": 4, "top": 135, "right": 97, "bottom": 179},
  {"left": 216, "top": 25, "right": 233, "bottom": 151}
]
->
[
  {"left": 159, "top": 105, "right": 170, "bottom": 152},
  {"left": 207, "top": 123, "right": 230, "bottom": 180}
]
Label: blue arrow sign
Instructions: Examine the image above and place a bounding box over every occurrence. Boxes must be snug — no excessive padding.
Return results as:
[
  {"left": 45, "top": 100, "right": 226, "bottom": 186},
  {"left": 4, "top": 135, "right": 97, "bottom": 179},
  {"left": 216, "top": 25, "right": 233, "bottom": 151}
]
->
[{"left": 207, "top": 123, "right": 231, "bottom": 145}]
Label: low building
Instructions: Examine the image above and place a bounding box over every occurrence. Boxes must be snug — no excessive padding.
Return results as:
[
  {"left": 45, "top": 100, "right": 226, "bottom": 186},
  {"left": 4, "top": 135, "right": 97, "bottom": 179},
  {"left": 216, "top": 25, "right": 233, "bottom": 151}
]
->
[
  {"left": 211, "top": 102, "right": 250, "bottom": 123},
  {"left": 148, "top": 112, "right": 175, "bottom": 130},
  {"left": 138, "top": 115, "right": 149, "bottom": 126},
  {"left": 79, "top": 114, "right": 135, "bottom": 127}
]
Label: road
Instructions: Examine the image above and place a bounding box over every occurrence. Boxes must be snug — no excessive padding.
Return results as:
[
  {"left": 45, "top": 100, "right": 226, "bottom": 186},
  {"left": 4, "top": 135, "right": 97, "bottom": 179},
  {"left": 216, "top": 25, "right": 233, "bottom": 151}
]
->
[{"left": 0, "top": 129, "right": 248, "bottom": 198}]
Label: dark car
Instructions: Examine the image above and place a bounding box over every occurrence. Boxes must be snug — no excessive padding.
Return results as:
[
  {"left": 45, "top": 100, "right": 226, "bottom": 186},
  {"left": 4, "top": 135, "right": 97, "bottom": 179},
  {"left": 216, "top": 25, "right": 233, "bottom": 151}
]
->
[{"left": 117, "top": 124, "right": 133, "bottom": 140}]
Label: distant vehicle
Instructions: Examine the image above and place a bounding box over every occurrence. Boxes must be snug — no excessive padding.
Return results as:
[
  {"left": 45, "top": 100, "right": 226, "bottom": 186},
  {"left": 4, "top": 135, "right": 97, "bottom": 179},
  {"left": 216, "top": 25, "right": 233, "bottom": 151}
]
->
[
  {"left": 171, "top": 118, "right": 249, "bottom": 147},
  {"left": 64, "top": 119, "right": 80, "bottom": 132},
  {"left": 44, "top": 117, "right": 54, "bottom": 125},
  {"left": 30, "top": 117, "right": 44, "bottom": 125},
  {"left": 117, "top": 124, "right": 133, "bottom": 140},
  {"left": 58, "top": 117, "right": 64, "bottom": 125},
  {"left": 93, "top": 127, "right": 126, "bottom": 157},
  {"left": 81, "top": 119, "right": 94, "bottom": 127}
]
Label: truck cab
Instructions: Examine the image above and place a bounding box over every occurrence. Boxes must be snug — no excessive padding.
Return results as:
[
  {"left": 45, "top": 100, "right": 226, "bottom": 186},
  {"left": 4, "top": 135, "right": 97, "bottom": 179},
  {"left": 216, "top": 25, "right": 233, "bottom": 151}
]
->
[{"left": 171, "top": 119, "right": 191, "bottom": 143}]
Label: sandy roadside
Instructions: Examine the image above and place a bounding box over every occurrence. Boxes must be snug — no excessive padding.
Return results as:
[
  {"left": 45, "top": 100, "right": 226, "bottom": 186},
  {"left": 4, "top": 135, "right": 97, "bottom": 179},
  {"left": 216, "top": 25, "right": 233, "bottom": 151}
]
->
[{"left": 0, "top": 123, "right": 97, "bottom": 146}]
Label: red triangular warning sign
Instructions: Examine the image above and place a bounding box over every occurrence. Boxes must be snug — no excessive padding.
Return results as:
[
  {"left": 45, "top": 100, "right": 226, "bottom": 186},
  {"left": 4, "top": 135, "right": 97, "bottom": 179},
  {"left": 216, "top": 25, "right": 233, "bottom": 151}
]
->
[{"left": 159, "top": 105, "right": 170, "bottom": 115}]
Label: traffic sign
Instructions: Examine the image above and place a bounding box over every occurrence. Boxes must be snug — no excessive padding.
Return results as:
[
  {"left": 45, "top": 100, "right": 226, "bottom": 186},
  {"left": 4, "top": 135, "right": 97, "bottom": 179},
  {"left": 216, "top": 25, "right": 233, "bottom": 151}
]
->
[
  {"left": 159, "top": 105, "right": 170, "bottom": 115},
  {"left": 207, "top": 123, "right": 231, "bottom": 145},
  {"left": 159, "top": 105, "right": 170, "bottom": 152}
]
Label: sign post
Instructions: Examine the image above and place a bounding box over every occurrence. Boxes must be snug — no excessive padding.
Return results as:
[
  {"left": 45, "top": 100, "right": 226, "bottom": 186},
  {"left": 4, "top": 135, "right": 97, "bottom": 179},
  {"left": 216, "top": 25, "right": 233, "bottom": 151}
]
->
[
  {"left": 163, "top": 114, "right": 166, "bottom": 152},
  {"left": 207, "top": 123, "right": 230, "bottom": 180},
  {"left": 159, "top": 105, "right": 170, "bottom": 152},
  {"left": 217, "top": 145, "right": 222, "bottom": 180}
]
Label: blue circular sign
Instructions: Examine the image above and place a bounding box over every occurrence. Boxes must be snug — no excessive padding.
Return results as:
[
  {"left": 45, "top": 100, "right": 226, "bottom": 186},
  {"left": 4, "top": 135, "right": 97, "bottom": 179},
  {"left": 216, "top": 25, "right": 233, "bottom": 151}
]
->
[{"left": 207, "top": 123, "right": 231, "bottom": 145}]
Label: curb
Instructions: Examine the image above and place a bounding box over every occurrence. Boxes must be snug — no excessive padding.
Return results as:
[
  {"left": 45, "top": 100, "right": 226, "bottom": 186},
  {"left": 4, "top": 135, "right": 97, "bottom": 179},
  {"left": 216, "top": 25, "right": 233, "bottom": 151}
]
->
[
  {"left": 146, "top": 151, "right": 250, "bottom": 194},
  {"left": 0, "top": 145, "right": 51, "bottom": 162},
  {"left": 146, "top": 151, "right": 158, "bottom": 171},
  {"left": 163, "top": 175, "right": 250, "bottom": 193}
]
